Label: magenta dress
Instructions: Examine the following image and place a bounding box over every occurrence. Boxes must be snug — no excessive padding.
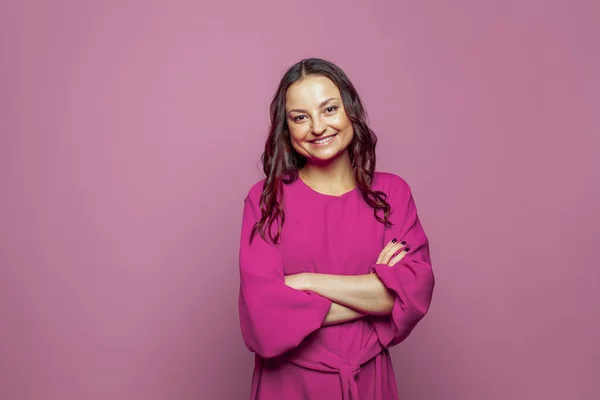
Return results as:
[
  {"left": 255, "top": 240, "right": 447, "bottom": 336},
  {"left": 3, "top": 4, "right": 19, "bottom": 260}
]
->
[{"left": 238, "top": 172, "right": 435, "bottom": 400}]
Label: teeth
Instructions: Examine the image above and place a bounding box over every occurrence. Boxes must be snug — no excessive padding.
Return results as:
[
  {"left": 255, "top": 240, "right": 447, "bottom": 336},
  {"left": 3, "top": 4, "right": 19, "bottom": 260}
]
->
[{"left": 313, "top": 136, "right": 334, "bottom": 144}]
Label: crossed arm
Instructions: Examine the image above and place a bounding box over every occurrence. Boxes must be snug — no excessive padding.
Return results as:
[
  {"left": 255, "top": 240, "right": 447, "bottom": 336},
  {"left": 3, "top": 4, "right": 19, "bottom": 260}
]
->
[{"left": 285, "top": 239, "right": 409, "bottom": 326}]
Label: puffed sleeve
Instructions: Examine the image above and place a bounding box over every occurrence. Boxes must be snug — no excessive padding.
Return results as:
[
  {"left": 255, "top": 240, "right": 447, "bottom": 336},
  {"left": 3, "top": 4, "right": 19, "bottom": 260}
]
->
[
  {"left": 238, "top": 184, "right": 333, "bottom": 359},
  {"left": 369, "top": 175, "right": 435, "bottom": 348}
]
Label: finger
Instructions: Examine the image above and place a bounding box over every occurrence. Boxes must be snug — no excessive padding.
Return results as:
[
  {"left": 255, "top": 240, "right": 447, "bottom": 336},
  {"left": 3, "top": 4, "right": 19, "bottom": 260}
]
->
[
  {"left": 377, "top": 239, "right": 398, "bottom": 263},
  {"left": 379, "top": 241, "right": 406, "bottom": 265},
  {"left": 388, "top": 247, "right": 410, "bottom": 267},
  {"left": 381, "top": 242, "right": 406, "bottom": 264}
]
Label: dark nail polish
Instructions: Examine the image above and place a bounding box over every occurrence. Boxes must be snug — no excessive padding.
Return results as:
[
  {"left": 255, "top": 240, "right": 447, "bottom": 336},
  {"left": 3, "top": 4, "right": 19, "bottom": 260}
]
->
[
  {"left": 391, "top": 238, "right": 397, "bottom": 243},
  {"left": 405, "top": 247, "right": 411, "bottom": 252},
  {"left": 400, "top": 241, "right": 406, "bottom": 246}
]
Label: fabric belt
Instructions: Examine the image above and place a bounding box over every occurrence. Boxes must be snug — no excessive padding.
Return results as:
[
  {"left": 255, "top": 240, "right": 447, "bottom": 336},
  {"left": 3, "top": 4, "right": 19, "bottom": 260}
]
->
[{"left": 286, "top": 340, "right": 384, "bottom": 400}]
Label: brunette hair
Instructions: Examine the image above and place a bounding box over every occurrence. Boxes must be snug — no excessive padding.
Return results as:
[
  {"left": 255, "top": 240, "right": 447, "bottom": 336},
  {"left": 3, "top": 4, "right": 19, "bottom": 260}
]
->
[{"left": 251, "top": 58, "right": 391, "bottom": 244}]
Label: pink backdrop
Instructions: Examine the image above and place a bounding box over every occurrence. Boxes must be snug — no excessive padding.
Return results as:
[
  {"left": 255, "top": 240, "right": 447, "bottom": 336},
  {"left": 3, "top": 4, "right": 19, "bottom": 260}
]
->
[{"left": 1, "top": 1, "right": 598, "bottom": 399}]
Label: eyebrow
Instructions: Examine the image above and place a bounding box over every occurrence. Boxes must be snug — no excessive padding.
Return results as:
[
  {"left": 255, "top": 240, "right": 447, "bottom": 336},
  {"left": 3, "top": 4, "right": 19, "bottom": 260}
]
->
[{"left": 287, "top": 97, "right": 340, "bottom": 114}]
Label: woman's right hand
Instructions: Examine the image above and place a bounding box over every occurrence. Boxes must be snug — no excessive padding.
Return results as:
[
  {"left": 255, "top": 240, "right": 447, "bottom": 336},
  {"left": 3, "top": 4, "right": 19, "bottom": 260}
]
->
[{"left": 376, "top": 238, "right": 410, "bottom": 267}]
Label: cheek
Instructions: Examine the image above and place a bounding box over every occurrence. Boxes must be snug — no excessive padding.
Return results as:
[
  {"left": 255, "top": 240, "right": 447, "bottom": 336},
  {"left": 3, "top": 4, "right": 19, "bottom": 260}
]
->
[
  {"left": 330, "top": 113, "right": 352, "bottom": 132},
  {"left": 288, "top": 124, "right": 308, "bottom": 142},
  {"left": 287, "top": 124, "right": 309, "bottom": 155}
]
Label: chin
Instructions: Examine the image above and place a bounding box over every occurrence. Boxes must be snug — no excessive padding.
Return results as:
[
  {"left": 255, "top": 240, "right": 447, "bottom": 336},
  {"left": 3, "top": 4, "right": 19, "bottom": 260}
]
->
[{"left": 306, "top": 148, "right": 348, "bottom": 164}]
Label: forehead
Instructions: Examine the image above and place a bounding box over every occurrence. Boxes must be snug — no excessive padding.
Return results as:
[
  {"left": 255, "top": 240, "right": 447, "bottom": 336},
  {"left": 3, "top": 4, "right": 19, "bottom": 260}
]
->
[{"left": 285, "top": 76, "right": 341, "bottom": 108}]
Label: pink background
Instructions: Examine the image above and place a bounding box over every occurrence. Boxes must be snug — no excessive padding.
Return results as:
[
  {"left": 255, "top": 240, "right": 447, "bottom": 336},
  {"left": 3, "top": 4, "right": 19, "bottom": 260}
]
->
[{"left": 1, "top": 1, "right": 599, "bottom": 399}]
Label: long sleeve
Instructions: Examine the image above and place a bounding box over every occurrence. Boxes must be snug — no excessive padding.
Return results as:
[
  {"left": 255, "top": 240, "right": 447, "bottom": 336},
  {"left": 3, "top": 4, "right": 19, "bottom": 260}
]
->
[
  {"left": 238, "top": 184, "right": 333, "bottom": 359},
  {"left": 369, "top": 175, "right": 435, "bottom": 348}
]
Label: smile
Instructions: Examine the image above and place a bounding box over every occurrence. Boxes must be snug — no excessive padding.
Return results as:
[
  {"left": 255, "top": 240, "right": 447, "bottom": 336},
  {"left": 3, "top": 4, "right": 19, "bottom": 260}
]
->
[{"left": 310, "top": 134, "right": 337, "bottom": 145}]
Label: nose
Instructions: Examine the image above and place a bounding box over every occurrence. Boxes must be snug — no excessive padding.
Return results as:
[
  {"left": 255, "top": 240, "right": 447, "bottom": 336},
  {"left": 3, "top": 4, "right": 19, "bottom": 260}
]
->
[{"left": 311, "top": 117, "right": 327, "bottom": 136}]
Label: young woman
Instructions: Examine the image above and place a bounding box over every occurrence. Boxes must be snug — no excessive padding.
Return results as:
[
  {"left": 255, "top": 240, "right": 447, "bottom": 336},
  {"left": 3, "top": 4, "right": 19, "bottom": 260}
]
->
[{"left": 238, "top": 58, "right": 435, "bottom": 400}]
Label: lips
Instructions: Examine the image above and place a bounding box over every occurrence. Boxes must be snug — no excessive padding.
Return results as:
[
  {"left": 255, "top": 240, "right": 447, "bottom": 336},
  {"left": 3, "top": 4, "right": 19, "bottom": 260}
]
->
[{"left": 310, "top": 133, "right": 337, "bottom": 144}]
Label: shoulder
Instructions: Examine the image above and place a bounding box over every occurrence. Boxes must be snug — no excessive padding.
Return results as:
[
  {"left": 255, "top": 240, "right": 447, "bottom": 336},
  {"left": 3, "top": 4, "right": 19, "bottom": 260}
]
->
[
  {"left": 372, "top": 171, "right": 412, "bottom": 196},
  {"left": 244, "top": 179, "right": 266, "bottom": 205},
  {"left": 244, "top": 177, "right": 299, "bottom": 203}
]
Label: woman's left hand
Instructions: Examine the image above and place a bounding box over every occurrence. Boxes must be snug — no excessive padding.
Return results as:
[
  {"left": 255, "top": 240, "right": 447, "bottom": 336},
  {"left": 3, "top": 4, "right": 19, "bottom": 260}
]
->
[{"left": 285, "top": 273, "right": 311, "bottom": 291}]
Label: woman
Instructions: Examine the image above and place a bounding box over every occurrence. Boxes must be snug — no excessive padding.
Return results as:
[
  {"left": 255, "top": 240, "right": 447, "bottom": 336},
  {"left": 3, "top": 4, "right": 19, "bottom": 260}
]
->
[{"left": 238, "top": 58, "right": 435, "bottom": 400}]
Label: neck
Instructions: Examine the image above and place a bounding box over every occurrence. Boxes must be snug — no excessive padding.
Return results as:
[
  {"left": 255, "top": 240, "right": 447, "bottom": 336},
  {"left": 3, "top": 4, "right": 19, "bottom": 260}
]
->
[{"left": 300, "top": 151, "right": 356, "bottom": 195}]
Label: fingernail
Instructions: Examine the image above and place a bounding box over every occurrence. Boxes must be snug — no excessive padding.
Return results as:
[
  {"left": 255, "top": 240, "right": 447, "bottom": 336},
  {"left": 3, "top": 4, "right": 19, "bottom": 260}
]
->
[
  {"left": 391, "top": 238, "right": 397, "bottom": 243},
  {"left": 400, "top": 241, "right": 406, "bottom": 246}
]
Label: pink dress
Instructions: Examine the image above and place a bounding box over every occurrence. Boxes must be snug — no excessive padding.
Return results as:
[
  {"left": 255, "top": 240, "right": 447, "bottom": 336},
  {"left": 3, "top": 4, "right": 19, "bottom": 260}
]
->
[{"left": 238, "top": 172, "right": 435, "bottom": 400}]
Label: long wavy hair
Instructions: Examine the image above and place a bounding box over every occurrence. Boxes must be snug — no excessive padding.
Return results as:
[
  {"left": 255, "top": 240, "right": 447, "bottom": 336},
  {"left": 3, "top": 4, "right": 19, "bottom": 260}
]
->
[{"left": 251, "top": 58, "right": 391, "bottom": 244}]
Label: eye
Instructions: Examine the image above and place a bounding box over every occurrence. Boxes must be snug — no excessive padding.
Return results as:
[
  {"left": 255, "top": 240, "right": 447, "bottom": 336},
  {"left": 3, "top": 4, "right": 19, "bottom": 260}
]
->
[
  {"left": 324, "top": 105, "right": 338, "bottom": 114},
  {"left": 293, "top": 115, "right": 306, "bottom": 123}
]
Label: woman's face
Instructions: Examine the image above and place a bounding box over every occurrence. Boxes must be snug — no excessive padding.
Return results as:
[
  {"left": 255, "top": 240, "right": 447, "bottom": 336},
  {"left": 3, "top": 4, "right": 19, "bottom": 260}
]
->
[{"left": 285, "top": 75, "right": 354, "bottom": 164}]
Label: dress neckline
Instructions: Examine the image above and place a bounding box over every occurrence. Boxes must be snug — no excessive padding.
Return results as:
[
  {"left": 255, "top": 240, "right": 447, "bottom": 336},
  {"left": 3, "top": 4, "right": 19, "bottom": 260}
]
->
[{"left": 296, "top": 175, "right": 358, "bottom": 199}]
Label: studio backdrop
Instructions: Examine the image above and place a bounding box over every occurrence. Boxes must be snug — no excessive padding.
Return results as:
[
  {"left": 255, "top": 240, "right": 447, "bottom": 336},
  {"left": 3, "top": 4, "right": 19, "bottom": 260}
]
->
[{"left": 1, "top": 1, "right": 598, "bottom": 399}]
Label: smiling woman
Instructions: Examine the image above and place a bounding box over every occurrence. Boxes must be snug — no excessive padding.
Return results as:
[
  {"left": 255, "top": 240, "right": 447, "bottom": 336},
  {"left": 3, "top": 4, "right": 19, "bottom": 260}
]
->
[
  {"left": 238, "top": 58, "right": 435, "bottom": 400},
  {"left": 285, "top": 77, "right": 354, "bottom": 163}
]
